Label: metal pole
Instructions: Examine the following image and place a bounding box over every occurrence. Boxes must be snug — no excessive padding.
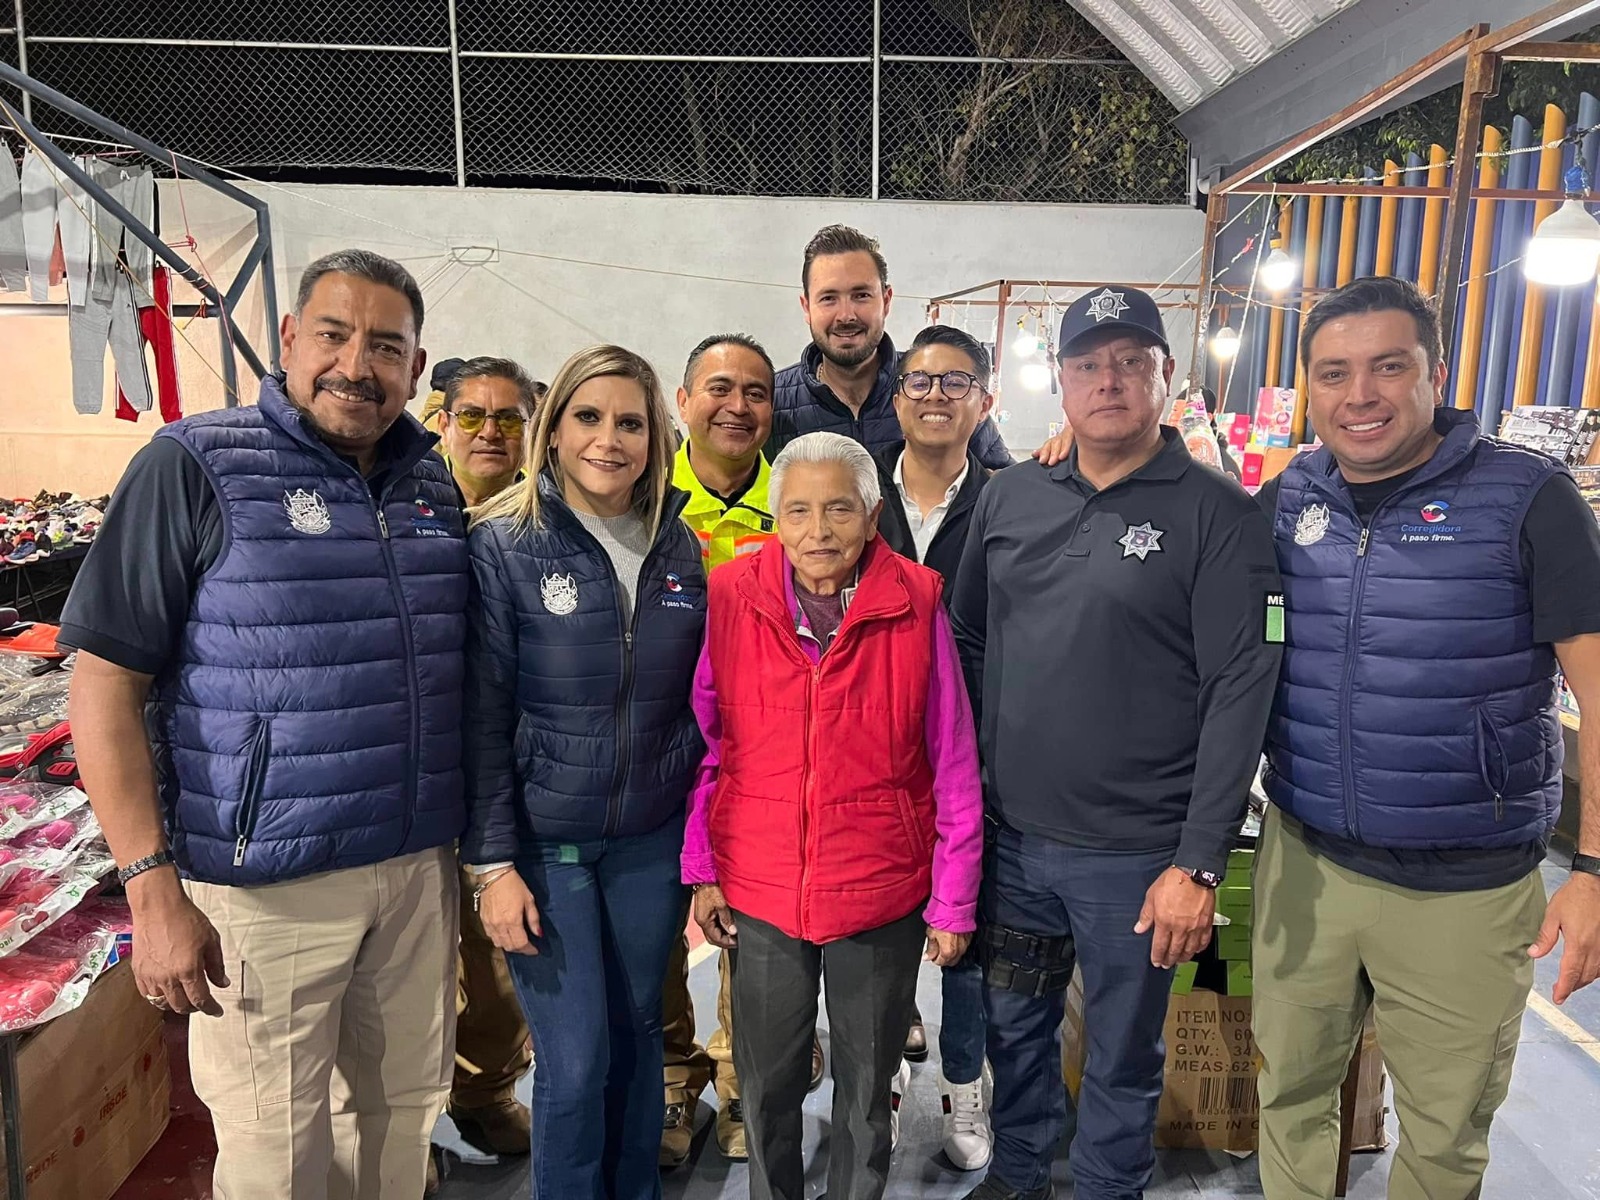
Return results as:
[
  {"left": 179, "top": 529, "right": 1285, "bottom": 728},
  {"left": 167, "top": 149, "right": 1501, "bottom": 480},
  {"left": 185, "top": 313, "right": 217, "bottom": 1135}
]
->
[
  {"left": 1190, "top": 189, "right": 1227, "bottom": 390},
  {"left": 993, "top": 281, "right": 1012, "bottom": 402},
  {"left": 0, "top": 98, "right": 266, "bottom": 389},
  {"left": 1, "top": 1033, "right": 25, "bottom": 1198},
  {"left": 870, "top": 0, "right": 881, "bottom": 200},
  {"left": 446, "top": 0, "right": 466, "bottom": 188},
  {"left": 1437, "top": 44, "right": 1499, "bottom": 355},
  {"left": 11, "top": 0, "right": 27, "bottom": 123}
]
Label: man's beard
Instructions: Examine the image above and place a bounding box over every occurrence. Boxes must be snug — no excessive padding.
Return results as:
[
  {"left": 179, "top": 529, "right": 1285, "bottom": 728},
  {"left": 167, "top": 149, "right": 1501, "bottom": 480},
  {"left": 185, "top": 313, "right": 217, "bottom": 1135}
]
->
[{"left": 814, "top": 324, "right": 881, "bottom": 370}]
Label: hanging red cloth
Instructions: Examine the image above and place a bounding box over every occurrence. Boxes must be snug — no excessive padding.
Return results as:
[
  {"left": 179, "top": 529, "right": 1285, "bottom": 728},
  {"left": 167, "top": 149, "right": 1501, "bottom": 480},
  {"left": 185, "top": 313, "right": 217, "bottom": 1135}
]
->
[{"left": 113, "top": 265, "right": 183, "bottom": 423}]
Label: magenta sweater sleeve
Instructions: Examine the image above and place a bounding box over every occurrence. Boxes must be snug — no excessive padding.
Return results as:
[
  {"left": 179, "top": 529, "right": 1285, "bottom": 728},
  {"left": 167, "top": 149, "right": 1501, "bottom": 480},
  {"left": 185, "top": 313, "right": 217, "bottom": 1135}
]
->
[
  {"left": 681, "top": 639, "right": 721, "bottom": 885},
  {"left": 922, "top": 605, "right": 984, "bottom": 933}
]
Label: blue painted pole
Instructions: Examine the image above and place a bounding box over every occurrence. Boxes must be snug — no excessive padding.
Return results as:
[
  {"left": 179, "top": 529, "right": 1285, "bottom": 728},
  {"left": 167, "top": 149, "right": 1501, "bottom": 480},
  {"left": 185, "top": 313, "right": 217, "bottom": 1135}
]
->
[
  {"left": 1318, "top": 190, "right": 1342, "bottom": 289},
  {"left": 1545, "top": 105, "right": 1592, "bottom": 405},
  {"left": 1356, "top": 167, "right": 1380, "bottom": 279},
  {"left": 1481, "top": 116, "right": 1536, "bottom": 432},
  {"left": 1279, "top": 196, "right": 1309, "bottom": 388},
  {"left": 1395, "top": 153, "right": 1425, "bottom": 282}
]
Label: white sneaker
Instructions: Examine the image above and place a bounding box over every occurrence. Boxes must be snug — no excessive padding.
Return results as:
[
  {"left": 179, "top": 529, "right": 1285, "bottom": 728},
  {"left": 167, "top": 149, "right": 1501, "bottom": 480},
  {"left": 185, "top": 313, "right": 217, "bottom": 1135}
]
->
[
  {"left": 940, "top": 1061, "right": 993, "bottom": 1171},
  {"left": 889, "top": 1057, "right": 912, "bottom": 1151}
]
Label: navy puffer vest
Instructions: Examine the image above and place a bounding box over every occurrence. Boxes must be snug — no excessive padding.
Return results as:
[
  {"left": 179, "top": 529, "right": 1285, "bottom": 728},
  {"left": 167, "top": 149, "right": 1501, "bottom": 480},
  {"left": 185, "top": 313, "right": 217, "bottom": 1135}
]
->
[
  {"left": 152, "top": 377, "right": 468, "bottom": 884},
  {"left": 460, "top": 475, "right": 706, "bottom": 859},
  {"left": 1263, "top": 407, "right": 1564, "bottom": 849}
]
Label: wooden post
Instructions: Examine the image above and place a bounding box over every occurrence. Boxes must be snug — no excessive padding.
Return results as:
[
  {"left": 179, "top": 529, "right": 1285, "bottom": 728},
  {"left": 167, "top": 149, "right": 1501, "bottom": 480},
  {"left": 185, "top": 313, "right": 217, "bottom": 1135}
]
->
[
  {"left": 1438, "top": 45, "right": 1501, "bottom": 351},
  {"left": 1190, "top": 190, "right": 1228, "bottom": 390}
]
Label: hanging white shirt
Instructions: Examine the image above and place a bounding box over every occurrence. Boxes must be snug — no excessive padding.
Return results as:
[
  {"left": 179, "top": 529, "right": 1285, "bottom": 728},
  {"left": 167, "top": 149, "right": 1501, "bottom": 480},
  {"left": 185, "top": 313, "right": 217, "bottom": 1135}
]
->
[{"left": 894, "top": 451, "right": 970, "bottom": 563}]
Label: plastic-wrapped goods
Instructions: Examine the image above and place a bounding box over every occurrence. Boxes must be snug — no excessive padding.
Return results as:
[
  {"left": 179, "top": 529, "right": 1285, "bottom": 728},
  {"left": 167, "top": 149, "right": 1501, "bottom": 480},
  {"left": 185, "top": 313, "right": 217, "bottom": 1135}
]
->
[
  {"left": 0, "top": 918, "right": 119, "bottom": 1031},
  {"left": 0, "top": 782, "right": 89, "bottom": 840},
  {"left": 0, "top": 846, "right": 113, "bottom": 957},
  {"left": 0, "top": 671, "right": 70, "bottom": 737}
]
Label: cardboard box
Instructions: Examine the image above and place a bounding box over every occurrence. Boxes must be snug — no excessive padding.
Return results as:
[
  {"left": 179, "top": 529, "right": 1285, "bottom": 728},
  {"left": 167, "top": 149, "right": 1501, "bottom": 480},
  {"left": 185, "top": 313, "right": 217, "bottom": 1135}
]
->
[
  {"left": 0, "top": 961, "right": 172, "bottom": 1200},
  {"left": 1225, "top": 960, "right": 1253, "bottom": 997},
  {"left": 1063, "top": 979, "right": 1387, "bottom": 1154},
  {"left": 1215, "top": 885, "right": 1253, "bottom": 926}
]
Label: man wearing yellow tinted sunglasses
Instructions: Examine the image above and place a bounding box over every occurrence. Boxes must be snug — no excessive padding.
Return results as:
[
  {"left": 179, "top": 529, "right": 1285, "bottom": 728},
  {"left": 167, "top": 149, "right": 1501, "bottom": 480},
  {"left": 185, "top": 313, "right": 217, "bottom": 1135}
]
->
[{"left": 438, "top": 357, "right": 546, "bottom": 508}]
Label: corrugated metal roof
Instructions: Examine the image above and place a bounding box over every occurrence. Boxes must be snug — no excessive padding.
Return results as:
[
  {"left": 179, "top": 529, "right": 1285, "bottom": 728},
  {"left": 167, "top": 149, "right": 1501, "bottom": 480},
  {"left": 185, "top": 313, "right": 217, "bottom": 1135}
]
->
[{"left": 1070, "top": 0, "right": 1361, "bottom": 111}]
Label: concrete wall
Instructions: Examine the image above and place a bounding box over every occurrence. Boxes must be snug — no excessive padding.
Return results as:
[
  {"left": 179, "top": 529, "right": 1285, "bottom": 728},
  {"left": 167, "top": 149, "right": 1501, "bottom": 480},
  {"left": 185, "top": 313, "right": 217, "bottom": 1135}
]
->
[{"left": 0, "top": 184, "right": 1203, "bottom": 496}]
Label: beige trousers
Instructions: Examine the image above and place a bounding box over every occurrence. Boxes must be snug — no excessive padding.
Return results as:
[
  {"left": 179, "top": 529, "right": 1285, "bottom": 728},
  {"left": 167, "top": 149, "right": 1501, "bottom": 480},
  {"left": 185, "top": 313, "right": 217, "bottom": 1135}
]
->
[{"left": 188, "top": 847, "right": 459, "bottom": 1200}]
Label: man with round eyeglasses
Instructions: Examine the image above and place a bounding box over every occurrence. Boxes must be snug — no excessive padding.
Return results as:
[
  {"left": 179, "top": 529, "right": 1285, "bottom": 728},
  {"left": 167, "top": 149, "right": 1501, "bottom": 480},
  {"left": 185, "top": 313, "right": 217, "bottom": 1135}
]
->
[
  {"left": 874, "top": 324, "right": 999, "bottom": 1174},
  {"left": 437, "top": 357, "right": 543, "bottom": 508}
]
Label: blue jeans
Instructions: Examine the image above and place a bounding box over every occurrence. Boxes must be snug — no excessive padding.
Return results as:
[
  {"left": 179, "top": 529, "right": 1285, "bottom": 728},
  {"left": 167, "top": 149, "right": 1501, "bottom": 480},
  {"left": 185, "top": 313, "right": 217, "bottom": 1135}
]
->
[
  {"left": 939, "top": 954, "right": 987, "bottom": 1084},
  {"left": 502, "top": 817, "right": 686, "bottom": 1200},
  {"left": 982, "top": 824, "right": 1172, "bottom": 1199}
]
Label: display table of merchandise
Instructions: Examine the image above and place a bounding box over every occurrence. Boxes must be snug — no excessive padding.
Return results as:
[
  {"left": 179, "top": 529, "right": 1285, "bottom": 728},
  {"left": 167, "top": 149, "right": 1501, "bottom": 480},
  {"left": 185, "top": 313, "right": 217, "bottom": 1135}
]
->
[
  {"left": 0, "top": 492, "right": 104, "bottom": 624},
  {"left": 0, "top": 646, "right": 157, "bottom": 1200}
]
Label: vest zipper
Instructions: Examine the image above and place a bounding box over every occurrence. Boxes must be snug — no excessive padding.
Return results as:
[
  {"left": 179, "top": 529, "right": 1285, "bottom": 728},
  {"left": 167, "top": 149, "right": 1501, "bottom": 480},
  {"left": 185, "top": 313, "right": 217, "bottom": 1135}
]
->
[
  {"left": 1335, "top": 507, "right": 1390, "bottom": 841},
  {"left": 797, "top": 663, "right": 820, "bottom": 941},
  {"left": 235, "top": 718, "right": 273, "bottom": 867},
  {"left": 369, "top": 487, "right": 421, "bottom": 855}
]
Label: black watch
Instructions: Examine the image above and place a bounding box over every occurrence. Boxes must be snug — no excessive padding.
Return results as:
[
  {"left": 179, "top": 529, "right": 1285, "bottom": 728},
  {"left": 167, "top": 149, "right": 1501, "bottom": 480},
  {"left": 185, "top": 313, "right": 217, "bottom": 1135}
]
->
[
  {"left": 1178, "top": 866, "right": 1224, "bottom": 889},
  {"left": 1573, "top": 853, "right": 1600, "bottom": 879}
]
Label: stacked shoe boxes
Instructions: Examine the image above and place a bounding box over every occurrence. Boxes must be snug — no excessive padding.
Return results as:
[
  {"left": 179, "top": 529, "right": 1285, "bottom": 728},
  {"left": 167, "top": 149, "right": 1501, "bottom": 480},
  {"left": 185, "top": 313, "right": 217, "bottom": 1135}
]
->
[{"left": 1169, "top": 846, "right": 1254, "bottom": 997}]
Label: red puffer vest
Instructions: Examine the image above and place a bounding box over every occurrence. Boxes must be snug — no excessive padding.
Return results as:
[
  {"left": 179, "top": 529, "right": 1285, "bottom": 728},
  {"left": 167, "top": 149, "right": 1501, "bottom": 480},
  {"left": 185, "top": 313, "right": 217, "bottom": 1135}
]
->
[{"left": 707, "top": 537, "right": 943, "bottom": 944}]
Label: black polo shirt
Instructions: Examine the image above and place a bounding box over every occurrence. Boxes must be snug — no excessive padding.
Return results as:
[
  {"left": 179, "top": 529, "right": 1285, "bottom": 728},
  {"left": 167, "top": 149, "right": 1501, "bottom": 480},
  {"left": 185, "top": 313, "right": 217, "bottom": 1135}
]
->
[{"left": 950, "top": 427, "right": 1283, "bottom": 876}]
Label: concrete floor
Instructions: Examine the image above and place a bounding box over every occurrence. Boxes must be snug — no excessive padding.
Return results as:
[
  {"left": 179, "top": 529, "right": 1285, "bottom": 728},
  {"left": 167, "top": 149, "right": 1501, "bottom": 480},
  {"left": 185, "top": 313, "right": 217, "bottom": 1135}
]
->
[
  {"left": 115, "top": 853, "right": 1600, "bottom": 1199},
  {"left": 428, "top": 855, "right": 1600, "bottom": 1200}
]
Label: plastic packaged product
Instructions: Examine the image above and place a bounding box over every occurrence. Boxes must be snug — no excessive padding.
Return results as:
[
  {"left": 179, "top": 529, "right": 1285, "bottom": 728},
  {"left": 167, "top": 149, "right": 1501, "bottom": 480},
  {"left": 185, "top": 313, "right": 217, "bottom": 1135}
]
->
[
  {"left": 0, "top": 920, "right": 119, "bottom": 1031},
  {"left": 0, "top": 782, "right": 89, "bottom": 840},
  {"left": 0, "top": 847, "right": 113, "bottom": 957},
  {"left": 8, "top": 803, "right": 100, "bottom": 855}
]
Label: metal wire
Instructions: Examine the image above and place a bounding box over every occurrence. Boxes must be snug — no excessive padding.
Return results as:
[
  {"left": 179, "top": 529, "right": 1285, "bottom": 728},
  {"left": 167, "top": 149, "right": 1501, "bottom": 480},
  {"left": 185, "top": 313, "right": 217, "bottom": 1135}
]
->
[{"left": 9, "top": 0, "right": 1187, "bottom": 201}]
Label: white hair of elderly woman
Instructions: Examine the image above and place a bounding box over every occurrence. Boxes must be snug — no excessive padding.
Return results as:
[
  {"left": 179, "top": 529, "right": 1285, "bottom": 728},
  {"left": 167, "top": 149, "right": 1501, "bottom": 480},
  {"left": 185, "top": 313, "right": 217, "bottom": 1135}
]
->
[{"left": 769, "top": 432, "right": 883, "bottom": 512}]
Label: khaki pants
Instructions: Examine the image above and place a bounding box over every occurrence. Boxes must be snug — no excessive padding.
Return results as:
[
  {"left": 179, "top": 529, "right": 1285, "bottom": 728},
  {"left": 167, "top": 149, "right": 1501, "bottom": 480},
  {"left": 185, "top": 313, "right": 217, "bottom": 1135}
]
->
[
  {"left": 662, "top": 933, "right": 715, "bottom": 1103},
  {"left": 188, "top": 847, "right": 459, "bottom": 1200},
  {"left": 1252, "top": 809, "right": 1545, "bottom": 1200},
  {"left": 453, "top": 865, "right": 531, "bottom": 1110}
]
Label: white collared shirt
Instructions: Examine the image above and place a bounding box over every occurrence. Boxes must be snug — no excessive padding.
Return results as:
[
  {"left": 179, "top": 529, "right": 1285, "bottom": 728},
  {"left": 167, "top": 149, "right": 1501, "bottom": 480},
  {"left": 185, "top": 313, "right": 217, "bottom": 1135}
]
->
[{"left": 894, "top": 451, "right": 970, "bottom": 562}]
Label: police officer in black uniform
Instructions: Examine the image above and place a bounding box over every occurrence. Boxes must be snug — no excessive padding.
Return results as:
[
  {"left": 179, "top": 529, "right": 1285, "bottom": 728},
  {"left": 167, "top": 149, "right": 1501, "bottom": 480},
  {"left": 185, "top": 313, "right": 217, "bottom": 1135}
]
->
[{"left": 949, "top": 287, "right": 1283, "bottom": 1200}]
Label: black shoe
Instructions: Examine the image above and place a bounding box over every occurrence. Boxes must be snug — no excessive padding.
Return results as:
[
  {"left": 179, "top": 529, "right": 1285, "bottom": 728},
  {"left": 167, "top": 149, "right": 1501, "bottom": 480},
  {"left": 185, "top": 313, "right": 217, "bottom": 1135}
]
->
[
  {"left": 961, "top": 1178, "right": 1055, "bottom": 1200},
  {"left": 904, "top": 1009, "right": 929, "bottom": 1063},
  {"left": 810, "top": 1034, "right": 825, "bottom": 1092}
]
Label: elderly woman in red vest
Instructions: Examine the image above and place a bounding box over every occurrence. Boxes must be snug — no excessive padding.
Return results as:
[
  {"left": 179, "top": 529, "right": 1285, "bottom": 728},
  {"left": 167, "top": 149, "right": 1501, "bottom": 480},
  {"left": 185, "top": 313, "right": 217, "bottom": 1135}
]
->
[{"left": 682, "top": 430, "right": 983, "bottom": 1200}]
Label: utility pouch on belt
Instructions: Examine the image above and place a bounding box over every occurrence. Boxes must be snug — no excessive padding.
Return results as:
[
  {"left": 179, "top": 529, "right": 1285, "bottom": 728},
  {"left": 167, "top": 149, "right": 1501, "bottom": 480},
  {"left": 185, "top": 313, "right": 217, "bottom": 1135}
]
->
[{"left": 978, "top": 923, "right": 1076, "bottom": 999}]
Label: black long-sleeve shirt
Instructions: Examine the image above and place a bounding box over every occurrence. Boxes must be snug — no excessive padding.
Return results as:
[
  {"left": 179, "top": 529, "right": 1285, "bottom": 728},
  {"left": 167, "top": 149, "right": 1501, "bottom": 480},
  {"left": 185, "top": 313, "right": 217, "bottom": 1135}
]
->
[{"left": 949, "top": 428, "right": 1283, "bottom": 876}]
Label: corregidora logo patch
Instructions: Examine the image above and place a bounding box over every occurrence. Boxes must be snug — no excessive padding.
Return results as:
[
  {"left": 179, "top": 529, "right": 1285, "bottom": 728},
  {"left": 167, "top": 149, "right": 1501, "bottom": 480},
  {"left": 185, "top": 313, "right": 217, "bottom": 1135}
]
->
[
  {"left": 540, "top": 572, "right": 579, "bottom": 615},
  {"left": 1294, "top": 503, "right": 1330, "bottom": 547},
  {"left": 282, "top": 489, "right": 332, "bottom": 535}
]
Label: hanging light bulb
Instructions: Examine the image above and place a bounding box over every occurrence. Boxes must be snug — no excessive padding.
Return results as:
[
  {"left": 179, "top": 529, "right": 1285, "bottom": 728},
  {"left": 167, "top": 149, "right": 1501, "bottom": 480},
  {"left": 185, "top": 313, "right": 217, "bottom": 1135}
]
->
[
  {"left": 1020, "top": 362, "right": 1052, "bottom": 391},
  {"left": 1258, "top": 245, "right": 1299, "bottom": 292},
  {"left": 1012, "top": 322, "right": 1040, "bottom": 357},
  {"left": 1525, "top": 165, "right": 1600, "bottom": 286},
  {"left": 1210, "top": 327, "right": 1240, "bottom": 360}
]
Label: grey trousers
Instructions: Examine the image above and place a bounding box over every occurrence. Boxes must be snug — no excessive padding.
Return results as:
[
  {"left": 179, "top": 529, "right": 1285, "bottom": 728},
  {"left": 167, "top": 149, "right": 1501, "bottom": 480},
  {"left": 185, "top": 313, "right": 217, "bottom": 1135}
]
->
[
  {"left": 20, "top": 149, "right": 90, "bottom": 305},
  {"left": 730, "top": 907, "right": 924, "bottom": 1200},
  {"left": 68, "top": 161, "right": 155, "bottom": 414},
  {"left": 0, "top": 149, "right": 25, "bottom": 292}
]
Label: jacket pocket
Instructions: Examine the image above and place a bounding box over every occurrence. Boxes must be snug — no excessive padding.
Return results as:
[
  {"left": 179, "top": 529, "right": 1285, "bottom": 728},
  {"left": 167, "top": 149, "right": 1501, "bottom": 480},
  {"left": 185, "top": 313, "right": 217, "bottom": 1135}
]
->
[
  {"left": 234, "top": 718, "right": 272, "bottom": 867},
  {"left": 894, "top": 789, "right": 932, "bottom": 856},
  {"left": 1474, "top": 706, "right": 1508, "bottom": 820}
]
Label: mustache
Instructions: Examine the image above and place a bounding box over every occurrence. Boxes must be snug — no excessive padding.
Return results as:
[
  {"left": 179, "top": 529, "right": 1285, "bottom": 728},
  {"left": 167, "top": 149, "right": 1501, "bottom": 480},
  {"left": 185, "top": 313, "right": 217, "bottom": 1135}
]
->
[{"left": 316, "top": 375, "right": 384, "bottom": 403}]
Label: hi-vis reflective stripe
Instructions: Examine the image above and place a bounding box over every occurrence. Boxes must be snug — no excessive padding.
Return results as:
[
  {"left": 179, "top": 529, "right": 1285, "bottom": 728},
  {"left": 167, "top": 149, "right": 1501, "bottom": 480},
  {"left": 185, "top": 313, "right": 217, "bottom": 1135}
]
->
[{"left": 733, "top": 534, "right": 768, "bottom": 556}]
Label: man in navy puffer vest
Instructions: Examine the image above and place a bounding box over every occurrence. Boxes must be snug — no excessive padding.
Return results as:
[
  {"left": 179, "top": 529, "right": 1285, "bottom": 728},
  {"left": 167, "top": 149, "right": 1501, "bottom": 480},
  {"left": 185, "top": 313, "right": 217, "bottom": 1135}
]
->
[
  {"left": 1252, "top": 277, "right": 1600, "bottom": 1200},
  {"left": 62, "top": 249, "right": 467, "bottom": 1200},
  {"left": 768, "top": 224, "right": 1012, "bottom": 471}
]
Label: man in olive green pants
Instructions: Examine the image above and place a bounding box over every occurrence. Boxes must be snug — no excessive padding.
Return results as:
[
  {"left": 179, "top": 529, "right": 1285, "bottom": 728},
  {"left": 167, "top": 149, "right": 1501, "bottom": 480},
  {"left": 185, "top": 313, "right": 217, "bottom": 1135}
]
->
[{"left": 1252, "top": 277, "right": 1600, "bottom": 1200}]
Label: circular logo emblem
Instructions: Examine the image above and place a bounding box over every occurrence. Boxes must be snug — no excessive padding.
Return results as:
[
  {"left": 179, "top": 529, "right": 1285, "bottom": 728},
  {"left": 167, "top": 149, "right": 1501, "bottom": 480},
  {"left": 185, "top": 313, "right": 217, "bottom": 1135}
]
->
[
  {"left": 665, "top": 573, "right": 683, "bottom": 593},
  {"left": 1420, "top": 501, "right": 1449, "bottom": 524},
  {"left": 414, "top": 497, "right": 436, "bottom": 518}
]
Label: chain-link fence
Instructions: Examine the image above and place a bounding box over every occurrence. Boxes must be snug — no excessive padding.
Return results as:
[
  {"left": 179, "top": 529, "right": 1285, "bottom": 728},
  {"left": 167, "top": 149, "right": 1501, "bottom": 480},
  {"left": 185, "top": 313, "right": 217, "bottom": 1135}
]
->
[{"left": 6, "top": 0, "right": 1187, "bottom": 203}]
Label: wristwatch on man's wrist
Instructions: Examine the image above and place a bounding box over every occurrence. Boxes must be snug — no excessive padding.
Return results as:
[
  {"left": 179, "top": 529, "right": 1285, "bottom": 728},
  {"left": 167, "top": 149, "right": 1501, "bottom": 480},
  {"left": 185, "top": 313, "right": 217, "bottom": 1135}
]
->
[
  {"left": 116, "top": 849, "right": 175, "bottom": 887},
  {"left": 1572, "top": 852, "right": 1600, "bottom": 879},
  {"left": 1177, "top": 865, "right": 1224, "bottom": 889}
]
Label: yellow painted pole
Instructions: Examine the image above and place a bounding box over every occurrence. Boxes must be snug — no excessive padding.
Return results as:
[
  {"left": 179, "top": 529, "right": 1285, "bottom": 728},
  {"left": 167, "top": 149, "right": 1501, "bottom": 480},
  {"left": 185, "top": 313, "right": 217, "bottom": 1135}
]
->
[
  {"left": 1417, "top": 143, "right": 1449, "bottom": 294},
  {"left": 1513, "top": 105, "right": 1567, "bottom": 407},
  {"left": 1292, "top": 194, "right": 1325, "bottom": 441},
  {"left": 1457, "top": 124, "right": 1502, "bottom": 410},
  {"left": 1337, "top": 194, "right": 1360, "bottom": 286},
  {"left": 1265, "top": 201, "right": 1290, "bottom": 388},
  {"left": 1376, "top": 159, "right": 1401, "bottom": 276}
]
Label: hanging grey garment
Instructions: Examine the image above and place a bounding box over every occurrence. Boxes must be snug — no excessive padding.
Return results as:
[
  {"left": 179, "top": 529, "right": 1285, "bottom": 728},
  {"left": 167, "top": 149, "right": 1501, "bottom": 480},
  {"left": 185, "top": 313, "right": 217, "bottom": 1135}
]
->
[
  {"left": 89, "top": 162, "right": 155, "bottom": 297},
  {"left": 69, "top": 266, "right": 150, "bottom": 414},
  {"left": 0, "top": 149, "right": 26, "bottom": 292},
  {"left": 20, "top": 151, "right": 92, "bottom": 305}
]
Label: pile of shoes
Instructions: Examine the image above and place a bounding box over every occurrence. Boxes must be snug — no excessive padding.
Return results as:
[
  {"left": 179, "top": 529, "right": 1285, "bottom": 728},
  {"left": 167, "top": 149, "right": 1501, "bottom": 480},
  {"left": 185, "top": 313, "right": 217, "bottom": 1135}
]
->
[{"left": 0, "top": 490, "right": 108, "bottom": 567}]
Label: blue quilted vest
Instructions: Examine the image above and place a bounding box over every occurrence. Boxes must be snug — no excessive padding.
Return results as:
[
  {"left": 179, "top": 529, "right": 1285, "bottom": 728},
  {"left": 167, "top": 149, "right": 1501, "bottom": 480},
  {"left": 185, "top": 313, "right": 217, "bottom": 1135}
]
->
[
  {"left": 461, "top": 474, "right": 706, "bottom": 857},
  {"left": 1263, "top": 407, "right": 1564, "bottom": 849},
  {"left": 151, "top": 377, "right": 469, "bottom": 885}
]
